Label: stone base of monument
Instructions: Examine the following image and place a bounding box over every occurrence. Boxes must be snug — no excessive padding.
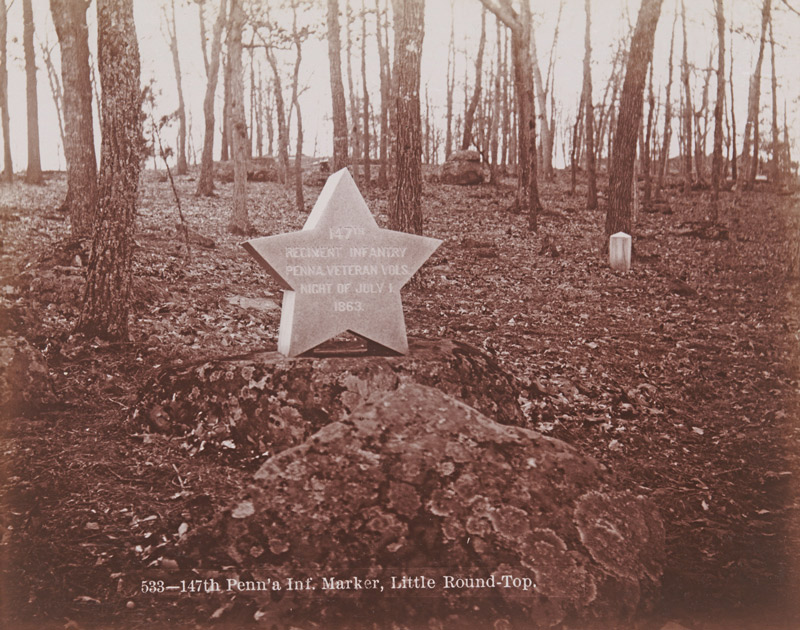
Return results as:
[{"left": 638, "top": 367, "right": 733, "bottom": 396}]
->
[
  {"left": 177, "top": 383, "right": 664, "bottom": 629},
  {"left": 133, "top": 338, "right": 527, "bottom": 462}
]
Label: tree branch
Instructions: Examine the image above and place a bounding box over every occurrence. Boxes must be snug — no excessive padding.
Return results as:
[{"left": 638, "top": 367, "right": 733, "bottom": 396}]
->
[{"left": 477, "top": 0, "right": 519, "bottom": 32}]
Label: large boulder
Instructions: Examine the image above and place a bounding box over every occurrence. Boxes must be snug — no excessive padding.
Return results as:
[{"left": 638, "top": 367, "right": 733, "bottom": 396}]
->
[
  {"left": 133, "top": 338, "right": 527, "bottom": 462},
  {"left": 179, "top": 384, "right": 664, "bottom": 629},
  {"left": 216, "top": 156, "right": 278, "bottom": 183},
  {"left": 0, "top": 336, "right": 56, "bottom": 415},
  {"left": 439, "top": 150, "right": 484, "bottom": 185}
]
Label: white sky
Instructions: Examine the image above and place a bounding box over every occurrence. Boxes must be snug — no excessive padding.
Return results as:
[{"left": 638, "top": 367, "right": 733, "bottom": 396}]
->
[{"left": 3, "top": 0, "right": 799, "bottom": 172}]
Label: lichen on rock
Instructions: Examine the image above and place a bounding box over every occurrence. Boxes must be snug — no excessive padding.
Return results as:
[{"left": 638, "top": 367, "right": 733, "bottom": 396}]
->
[
  {"left": 133, "top": 338, "right": 527, "bottom": 462},
  {"left": 179, "top": 383, "right": 664, "bottom": 629}
]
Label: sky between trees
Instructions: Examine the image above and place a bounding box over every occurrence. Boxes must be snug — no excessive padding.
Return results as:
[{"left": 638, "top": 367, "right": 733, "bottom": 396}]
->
[{"left": 2, "top": 0, "right": 798, "bottom": 172}]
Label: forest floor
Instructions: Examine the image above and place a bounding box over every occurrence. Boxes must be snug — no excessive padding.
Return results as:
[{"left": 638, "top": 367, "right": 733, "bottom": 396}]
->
[{"left": 0, "top": 167, "right": 799, "bottom": 630}]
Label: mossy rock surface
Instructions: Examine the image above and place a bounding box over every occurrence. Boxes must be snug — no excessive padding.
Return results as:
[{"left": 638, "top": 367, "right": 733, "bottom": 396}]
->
[
  {"left": 179, "top": 383, "right": 664, "bottom": 629},
  {"left": 133, "top": 338, "right": 527, "bottom": 462}
]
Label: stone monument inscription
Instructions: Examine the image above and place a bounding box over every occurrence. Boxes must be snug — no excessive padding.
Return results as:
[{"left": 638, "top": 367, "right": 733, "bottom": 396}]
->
[{"left": 243, "top": 169, "right": 442, "bottom": 357}]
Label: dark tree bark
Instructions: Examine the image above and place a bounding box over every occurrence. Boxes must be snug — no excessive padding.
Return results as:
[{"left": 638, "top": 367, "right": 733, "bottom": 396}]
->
[
  {"left": 76, "top": 0, "right": 143, "bottom": 341},
  {"left": 711, "top": 0, "right": 725, "bottom": 201},
  {"left": 264, "top": 42, "right": 289, "bottom": 184},
  {"left": 345, "top": 0, "right": 359, "bottom": 176},
  {"left": 23, "top": 0, "right": 43, "bottom": 184},
  {"left": 195, "top": 0, "right": 227, "bottom": 196},
  {"left": 480, "top": 0, "right": 541, "bottom": 231},
  {"left": 389, "top": 0, "right": 425, "bottom": 235},
  {"left": 227, "top": 0, "right": 250, "bottom": 234},
  {"left": 605, "top": 0, "right": 664, "bottom": 238},
  {"left": 0, "top": 1, "right": 10, "bottom": 182},
  {"left": 768, "top": 16, "right": 779, "bottom": 185},
  {"left": 166, "top": 0, "right": 187, "bottom": 175},
  {"left": 461, "top": 8, "right": 486, "bottom": 151},
  {"left": 289, "top": 0, "right": 304, "bottom": 212},
  {"left": 642, "top": 64, "right": 655, "bottom": 201},
  {"left": 444, "top": 1, "right": 455, "bottom": 159},
  {"left": 50, "top": 0, "right": 97, "bottom": 238},
  {"left": 583, "top": 0, "right": 597, "bottom": 209},
  {"left": 679, "top": 0, "right": 692, "bottom": 192},
  {"left": 656, "top": 9, "right": 676, "bottom": 198},
  {"left": 360, "top": 0, "right": 370, "bottom": 182},
  {"left": 327, "top": 0, "right": 349, "bottom": 172},
  {"left": 375, "top": 0, "right": 390, "bottom": 186},
  {"left": 728, "top": 9, "right": 737, "bottom": 182},
  {"left": 220, "top": 54, "right": 230, "bottom": 161},
  {"left": 740, "top": 0, "right": 771, "bottom": 189}
]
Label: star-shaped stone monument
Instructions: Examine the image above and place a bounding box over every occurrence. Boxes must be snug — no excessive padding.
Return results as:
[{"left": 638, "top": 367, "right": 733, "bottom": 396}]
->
[{"left": 242, "top": 168, "right": 442, "bottom": 357}]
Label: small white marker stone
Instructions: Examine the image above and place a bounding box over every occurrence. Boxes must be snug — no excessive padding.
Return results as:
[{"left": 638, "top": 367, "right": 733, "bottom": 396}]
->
[{"left": 609, "top": 232, "right": 632, "bottom": 272}]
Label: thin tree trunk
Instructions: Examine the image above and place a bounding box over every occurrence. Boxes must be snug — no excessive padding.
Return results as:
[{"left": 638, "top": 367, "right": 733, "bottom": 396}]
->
[
  {"left": 656, "top": 9, "right": 676, "bottom": 198},
  {"left": 0, "top": 1, "right": 11, "bottom": 182},
  {"left": 221, "top": 55, "right": 230, "bottom": 161},
  {"left": 570, "top": 89, "right": 584, "bottom": 194},
  {"left": 39, "top": 42, "right": 66, "bottom": 159},
  {"left": 262, "top": 34, "right": 289, "bottom": 184},
  {"left": 345, "top": 0, "right": 359, "bottom": 176},
  {"left": 768, "top": 16, "right": 779, "bottom": 185},
  {"left": 711, "top": 0, "right": 725, "bottom": 201},
  {"left": 530, "top": 27, "right": 552, "bottom": 179},
  {"left": 389, "top": 0, "right": 425, "bottom": 235},
  {"left": 227, "top": 0, "right": 250, "bottom": 235},
  {"left": 740, "top": 0, "right": 771, "bottom": 189},
  {"left": 327, "top": 0, "right": 349, "bottom": 172},
  {"left": 361, "top": 0, "right": 370, "bottom": 182},
  {"left": 444, "top": 0, "right": 454, "bottom": 160},
  {"left": 606, "top": 0, "right": 664, "bottom": 238},
  {"left": 375, "top": 0, "right": 390, "bottom": 186},
  {"left": 196, "top": 0, "right": 227, "bottom": 196},
  {"left": 23, "top": 0, "right": 43, "bottom": 183},
  {"left": 583, "top": 0, "right": 597, "bottom": 208},
  {"left": 77, "top": 0, "right": 142, "bottom": 340},
  {"left": 642, "top": 62, "right": 655, "bottom": 202},
  {"left": 694, "top": 48, "right": 713, "bottom": 186},
  {"left": 729, "top": 4, "right": 737, "bottom": 182},
  {"left": 489, "top": 16, "right": 501, "bottom": 183},
  {"left": 461, "top": 8, "right": 486, "bottom": 151},
  {"left": 164, "top": 0, "right": 187, "bottom": 175},
  {"left": 51, "top": 0, "right": 97, "bottom": 237},
  {"left": 680, "top": 0, "right": 692, "bottom": 192},
  {"left": 290, "top": 0, "right": 304, "bottom": 211}
]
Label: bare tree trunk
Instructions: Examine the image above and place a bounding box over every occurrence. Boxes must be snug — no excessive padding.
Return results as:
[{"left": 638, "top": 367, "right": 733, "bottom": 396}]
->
[
  {"left": 570, "top": 89, "right": 584, "bottom": 194},
  {"left": 656, "top": 9, "right": 676, "bottom": 198},
  {"left": 489, "top": 16, "right": 501, "bottom": 183},
  {"left": 389, "top": 0, "right": 424, "bottom": 234},
  {"left": 694, "top": 48, "right": 712, "bottom": 186},
  {"left": 444, "top": 0, "right": 454, "bottom": 160},
  {"left": 729, "top": 7, "right": 737, "bottom": 182},
  {"left": 680, "top": 0, "right": 692, "bottom": 192},
  {"left": 606, "top": 0, "right": 664, "bottom": 238},
  {"left": 196, "top": 0, "right": 227, "bottom": 196},
  {"left": 361, "top": 0, "right": 370, "bottom": 182},
  {"left": 530, "top": 28, "right": 552, "bottom": 179},
  {"left": 164, "top": 0, "right": 187, "bottom": 175},
  {"left": 327, "top": 0, "right": 349, "bottom": 172},
  {"left": 461, "top": 8, "right": 486, "bottom": 151},
  {"left": 740, "top": 0, "right": 771, "bottom": 189},
  {"left": 221, "top": 55, "right": 230, "bottom": 161},
  {"left": 77, "top": 0, "right": 142, "bottom": 341},
  {"left": 227, "top": 0, "right": 250, "bottom": 235},
  {"left": 262, "top": 34, "right": 289, "bottom": 184},
  {"left": 768, "top": 16, "right": 779, "bottom": 185},
  {"left": 0, "top": 1, "right": 11, "bottom": 182},
  {"left": 51, "top": 0, "right": 97, "bottom": 237},
  {"left": 345, "top": 0, "right": 359, "bottom": 177},
  {"left": 39, "top": 42, "right": 66, "bottom": 159},
  {"left": 642, "top": 63, "right": 655, "bottom": 201},
  {"left": 711, "top": 0, "right": 725, "bottom": 201},
  {"left": 583, "top": 0, "right": 597, "bottom": 208},
  {"left": 375, "top": 0, "right": 390, "bottom": 186},
  {"left": 290, "top": 0, "right": 304, "bottom": 211},
  {"left": 23, "top": 0, "right": 43, "bottom": 184}
]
